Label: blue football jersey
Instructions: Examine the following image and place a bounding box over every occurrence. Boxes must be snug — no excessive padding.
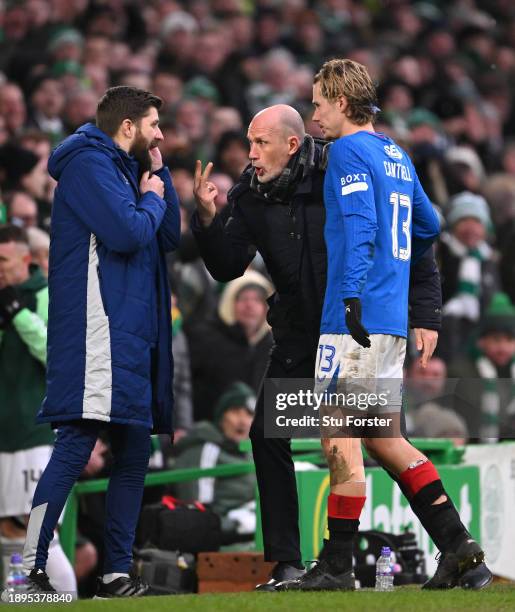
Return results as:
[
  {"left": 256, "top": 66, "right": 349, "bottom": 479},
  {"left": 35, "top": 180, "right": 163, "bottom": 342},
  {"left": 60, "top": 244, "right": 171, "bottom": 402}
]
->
[{"left": 321, "top": 131, "right": 440, "bottom": 337}]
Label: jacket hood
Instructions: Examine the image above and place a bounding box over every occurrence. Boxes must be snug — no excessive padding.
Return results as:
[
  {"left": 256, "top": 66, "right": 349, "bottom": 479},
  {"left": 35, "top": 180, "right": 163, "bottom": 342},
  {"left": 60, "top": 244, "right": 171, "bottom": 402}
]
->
[
  {"left": 217, "top": 269, "right": 273, "bottom": 326},
  {"left": 217, "top": 269, "right": 273, "bottom": 346},
  {"left": 48, "top": 123, "right": 135, "bottom": 181}
]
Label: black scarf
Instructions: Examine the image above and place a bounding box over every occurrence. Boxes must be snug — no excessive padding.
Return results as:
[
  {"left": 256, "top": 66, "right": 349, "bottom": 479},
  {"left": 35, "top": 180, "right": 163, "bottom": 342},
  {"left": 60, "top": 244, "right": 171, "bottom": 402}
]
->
[{"left": 250, "top": 134, "right": 316, "bottom": 203}]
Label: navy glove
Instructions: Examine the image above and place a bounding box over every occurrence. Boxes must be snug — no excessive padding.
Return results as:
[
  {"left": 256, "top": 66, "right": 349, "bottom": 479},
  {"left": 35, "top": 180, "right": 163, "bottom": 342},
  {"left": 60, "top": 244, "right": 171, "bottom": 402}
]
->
[
  {"left": 344, "top": 298, "right": 371, "bottom": 348},
  {"left": 0, "top": 286, "right": 26, "bottom": 329}
]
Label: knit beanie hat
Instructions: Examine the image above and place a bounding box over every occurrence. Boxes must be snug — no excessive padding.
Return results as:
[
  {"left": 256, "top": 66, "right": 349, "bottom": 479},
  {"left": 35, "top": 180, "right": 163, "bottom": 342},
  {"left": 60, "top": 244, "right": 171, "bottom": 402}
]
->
[
  {"left": 447, "top": 191, "right": 492, "bottom": 229},
  {"left": 184, "top": 76, "right": 220, "bottom": 104},
  {"left": 48, "top": 28, "right": 84, "bottom": 53},
  {"left": 214, "top": 382, "right": 256, "bottom": 423},
  {"left": 480, "top": 293, "right": 515, "bottom": 337},
  {"left": 407, "top": 108, "right": 442, "bottom": 131}
]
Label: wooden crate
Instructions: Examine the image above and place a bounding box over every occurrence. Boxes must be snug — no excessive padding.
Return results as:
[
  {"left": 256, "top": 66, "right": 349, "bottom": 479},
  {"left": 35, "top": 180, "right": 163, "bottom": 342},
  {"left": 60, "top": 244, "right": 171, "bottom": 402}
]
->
[{"left": 197, "top": 552, "right": 275, "bottom": 593}]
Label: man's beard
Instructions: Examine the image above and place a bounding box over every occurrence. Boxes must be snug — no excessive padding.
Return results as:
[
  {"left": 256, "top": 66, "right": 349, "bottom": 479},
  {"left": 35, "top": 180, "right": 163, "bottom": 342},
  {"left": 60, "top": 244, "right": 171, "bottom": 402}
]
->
[{"left": 130, "top": 131, "right": 155, "bottom": 178}]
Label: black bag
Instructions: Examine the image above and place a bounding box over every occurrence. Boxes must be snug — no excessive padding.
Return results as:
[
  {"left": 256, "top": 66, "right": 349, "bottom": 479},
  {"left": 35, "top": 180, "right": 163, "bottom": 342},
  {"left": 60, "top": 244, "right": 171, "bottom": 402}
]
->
[
  {"left": 136, "top": 496, "right": 222, "bottom": 553},
  {"left": 134, "top": 547, "right": 196, "bottom": 594},
  {"left": 354, "top": 530, "right": 428, "bottom": 587}
]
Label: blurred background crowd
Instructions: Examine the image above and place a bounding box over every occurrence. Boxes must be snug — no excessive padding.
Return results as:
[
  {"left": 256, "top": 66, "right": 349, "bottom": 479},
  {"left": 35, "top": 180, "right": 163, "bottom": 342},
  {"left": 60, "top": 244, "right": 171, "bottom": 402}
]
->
[{"left": 0, "top": 0, "right": 515, "bottom": 594}]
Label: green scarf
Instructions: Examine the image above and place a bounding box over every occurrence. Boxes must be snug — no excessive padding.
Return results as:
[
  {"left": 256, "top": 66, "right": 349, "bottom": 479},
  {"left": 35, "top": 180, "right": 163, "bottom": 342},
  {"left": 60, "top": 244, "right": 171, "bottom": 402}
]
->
[
  {"left": 476, "top": 354, "right": 515, "bottom": 442},
  {"left": 441, "top": 232, "right": 491, "bottom": 321}
]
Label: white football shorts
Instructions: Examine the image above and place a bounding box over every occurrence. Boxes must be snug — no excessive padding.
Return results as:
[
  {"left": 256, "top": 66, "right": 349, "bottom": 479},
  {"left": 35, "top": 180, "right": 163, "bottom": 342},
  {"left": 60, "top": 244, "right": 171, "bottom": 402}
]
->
[{"left": 315, "top": 333, "right": 406, "bottom": 412}]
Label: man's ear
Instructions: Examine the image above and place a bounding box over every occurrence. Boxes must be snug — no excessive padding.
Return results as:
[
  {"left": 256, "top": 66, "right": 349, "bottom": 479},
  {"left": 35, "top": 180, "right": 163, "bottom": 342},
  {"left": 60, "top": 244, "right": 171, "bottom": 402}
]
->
[
  {"left": 120, "top": 118, "right": 134, "bottom": 139},
  {"left": 337, "top": 96, "right": 348, "bottom": 114},
  {"left": 287, "top": 135, "right": 301, "bottom": 155}
]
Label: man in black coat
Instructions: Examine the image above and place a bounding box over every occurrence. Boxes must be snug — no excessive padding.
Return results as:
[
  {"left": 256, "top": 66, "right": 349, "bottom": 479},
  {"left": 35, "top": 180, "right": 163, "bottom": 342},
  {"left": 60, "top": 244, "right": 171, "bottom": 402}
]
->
[{"left": 192, "top": 104, "right": 489, "bottom": 591}]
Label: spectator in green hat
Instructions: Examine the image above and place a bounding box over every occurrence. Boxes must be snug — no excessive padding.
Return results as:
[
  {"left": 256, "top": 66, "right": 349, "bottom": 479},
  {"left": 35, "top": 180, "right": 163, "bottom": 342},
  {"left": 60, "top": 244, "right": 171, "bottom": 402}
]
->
[
  {"left": 171, "top": 382, "right": 257, "bottom": 544},
  {"left": 47, "top": 29, "right": 84, "bottom": 63},
  {"left": 184, "top": 77, "right": 220, "bottom": 107},
  {"left": 450, "top": 293, "right": 515, "bottom": 441},
  {"left": 437, "top": 191, "right": 501, "bottom": 361}
]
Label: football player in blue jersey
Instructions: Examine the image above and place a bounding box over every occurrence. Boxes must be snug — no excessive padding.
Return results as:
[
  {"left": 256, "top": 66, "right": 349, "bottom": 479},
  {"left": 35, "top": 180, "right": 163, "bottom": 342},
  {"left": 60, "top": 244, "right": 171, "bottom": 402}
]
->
[{"left": 281, "top": 59, "right": 491, "bottom": 592}]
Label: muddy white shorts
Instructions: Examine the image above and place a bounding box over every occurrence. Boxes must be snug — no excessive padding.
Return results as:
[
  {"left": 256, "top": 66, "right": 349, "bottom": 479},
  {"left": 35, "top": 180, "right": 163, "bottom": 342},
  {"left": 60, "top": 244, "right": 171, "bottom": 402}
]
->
[{"left": 315, "top": 333, "right": 406, "bottom": 412}]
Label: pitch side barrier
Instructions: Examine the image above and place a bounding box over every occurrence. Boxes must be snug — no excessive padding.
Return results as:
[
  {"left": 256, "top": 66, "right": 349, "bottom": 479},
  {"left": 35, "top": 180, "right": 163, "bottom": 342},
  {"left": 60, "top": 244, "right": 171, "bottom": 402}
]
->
[{"left": 59, "top": 438, "right": 463, "bottom": 563}]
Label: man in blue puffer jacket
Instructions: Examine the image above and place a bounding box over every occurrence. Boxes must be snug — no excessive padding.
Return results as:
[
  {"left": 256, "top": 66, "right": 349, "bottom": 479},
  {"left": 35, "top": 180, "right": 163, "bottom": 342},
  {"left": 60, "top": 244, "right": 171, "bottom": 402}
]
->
[{"left": 22, "top": 87, "right": 180, "bottom": 598}]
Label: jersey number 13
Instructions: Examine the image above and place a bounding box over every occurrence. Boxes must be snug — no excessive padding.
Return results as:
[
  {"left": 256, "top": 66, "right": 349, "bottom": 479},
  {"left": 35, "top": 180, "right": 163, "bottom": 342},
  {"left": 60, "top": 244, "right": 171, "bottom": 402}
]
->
[{"left": 390, "top": 192, "right": 411, "bottom": 261}]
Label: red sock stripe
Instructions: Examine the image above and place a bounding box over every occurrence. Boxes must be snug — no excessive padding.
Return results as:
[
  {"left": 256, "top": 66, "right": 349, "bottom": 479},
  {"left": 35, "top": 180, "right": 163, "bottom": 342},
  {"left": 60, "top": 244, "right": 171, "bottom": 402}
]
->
[
  {"left": 327, "top": 494, "right": 366, "bottom": 519},
  {"left": 399, "top": 460, "right": 440, "bottom": 498}
]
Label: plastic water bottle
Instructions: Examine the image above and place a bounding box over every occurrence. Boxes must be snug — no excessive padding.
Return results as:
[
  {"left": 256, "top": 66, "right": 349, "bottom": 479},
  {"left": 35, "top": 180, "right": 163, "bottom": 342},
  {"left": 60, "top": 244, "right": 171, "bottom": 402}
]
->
[
  {"left": 5, "top": 554, "right": 27, "bottom": 593},
  {"left": 375, "top": 546, "right": 394, "bottom": 591}
]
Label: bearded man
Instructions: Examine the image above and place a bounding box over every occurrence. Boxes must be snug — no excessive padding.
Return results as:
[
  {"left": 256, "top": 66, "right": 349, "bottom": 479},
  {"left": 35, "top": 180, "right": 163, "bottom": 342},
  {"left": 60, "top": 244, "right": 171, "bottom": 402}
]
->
[{"left": 22, "top": 86, "right": 180, "bottom": 597}]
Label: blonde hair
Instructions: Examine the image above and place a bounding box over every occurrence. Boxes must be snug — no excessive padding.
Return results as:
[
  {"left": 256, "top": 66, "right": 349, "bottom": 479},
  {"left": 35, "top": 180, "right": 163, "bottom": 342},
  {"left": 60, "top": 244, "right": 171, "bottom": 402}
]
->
[{"left": 314, "top": 59, "right": 377, "bottom": 125}]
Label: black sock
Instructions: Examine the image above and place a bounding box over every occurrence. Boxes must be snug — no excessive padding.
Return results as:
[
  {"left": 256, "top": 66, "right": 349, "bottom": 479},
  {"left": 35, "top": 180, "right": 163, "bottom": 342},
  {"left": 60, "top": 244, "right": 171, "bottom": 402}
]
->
[
  {"left": 321, "top": 518, "right": 357, "bottom": 571},
  {"left": 410, "top": 481, "right": 469, "bottom": 553}
]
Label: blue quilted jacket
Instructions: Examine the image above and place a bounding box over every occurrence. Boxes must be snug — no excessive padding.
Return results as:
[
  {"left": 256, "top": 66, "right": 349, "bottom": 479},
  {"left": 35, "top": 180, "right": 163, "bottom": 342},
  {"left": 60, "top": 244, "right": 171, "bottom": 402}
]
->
[{"left": 38, "top": 123, "right": 180, "bottom": 433}]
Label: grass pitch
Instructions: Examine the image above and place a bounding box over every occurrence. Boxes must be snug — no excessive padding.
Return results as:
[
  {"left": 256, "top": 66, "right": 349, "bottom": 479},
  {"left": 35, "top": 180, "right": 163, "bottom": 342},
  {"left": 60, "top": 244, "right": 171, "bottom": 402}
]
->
[{"left": 11, "top": 585, "right": 515, "bottom": 612}]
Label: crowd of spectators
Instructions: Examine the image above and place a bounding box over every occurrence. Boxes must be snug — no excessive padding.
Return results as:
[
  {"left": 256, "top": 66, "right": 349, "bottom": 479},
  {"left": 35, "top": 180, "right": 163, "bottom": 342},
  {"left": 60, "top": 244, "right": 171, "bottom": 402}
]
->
[{"left": 1, "top": 0, "right": 515, "bottom": 593}]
